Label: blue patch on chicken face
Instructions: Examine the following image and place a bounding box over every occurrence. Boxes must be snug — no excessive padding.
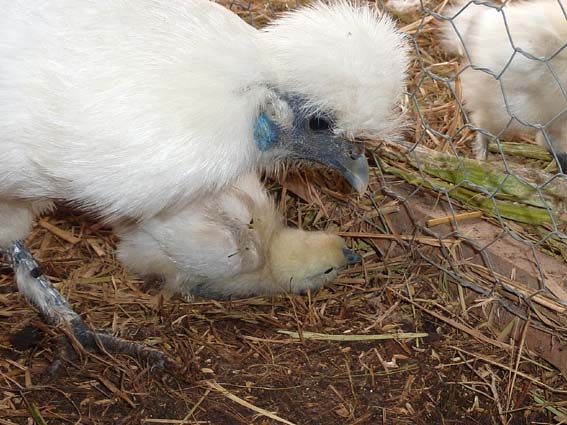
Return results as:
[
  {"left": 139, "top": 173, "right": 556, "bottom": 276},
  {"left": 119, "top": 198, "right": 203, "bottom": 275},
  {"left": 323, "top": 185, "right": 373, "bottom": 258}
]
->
[
  {"left": 254, "top": 91, "right": 369, "bottom": 193},
  {"left": 254, "top": 112, "right": 279, "bottom": 151}
]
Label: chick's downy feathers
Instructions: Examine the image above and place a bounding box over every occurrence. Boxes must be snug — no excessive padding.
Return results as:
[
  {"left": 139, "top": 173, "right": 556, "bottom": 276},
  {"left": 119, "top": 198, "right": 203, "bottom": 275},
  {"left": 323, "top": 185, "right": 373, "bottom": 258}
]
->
[{"left": 115, "top": 173, "right": 360, "bottom": 299}]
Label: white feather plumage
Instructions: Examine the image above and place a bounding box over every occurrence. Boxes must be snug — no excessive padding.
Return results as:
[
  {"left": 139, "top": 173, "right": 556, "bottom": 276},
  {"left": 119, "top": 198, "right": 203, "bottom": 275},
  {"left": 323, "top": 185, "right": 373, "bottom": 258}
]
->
[
  {"left": 0, "top": 0, "right": 409, "bottom": 248},
  {"left": 441, "top": 0, "right": 567, "bottom": 164},
  {"left": 263, "top": 2, "right": 409, "bottom": 139}
]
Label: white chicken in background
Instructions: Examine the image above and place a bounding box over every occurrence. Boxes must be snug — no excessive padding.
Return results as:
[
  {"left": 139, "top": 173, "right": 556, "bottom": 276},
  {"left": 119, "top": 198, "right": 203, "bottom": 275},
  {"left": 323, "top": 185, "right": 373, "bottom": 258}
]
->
[
  {"left": 0, "top": 0, "right": 408, "bottom": 363},
  {"left": 116, "top": 173, "right": 361, "bottom": 299},
  {"left": 440, "top": 0, "right": 567, "bottom": 170}
]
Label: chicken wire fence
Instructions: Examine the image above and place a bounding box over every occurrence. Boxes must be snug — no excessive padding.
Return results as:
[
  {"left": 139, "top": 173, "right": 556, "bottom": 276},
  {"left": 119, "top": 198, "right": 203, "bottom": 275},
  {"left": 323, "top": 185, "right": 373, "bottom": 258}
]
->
[
  {"left": 400, "top": 0, "right": 567, "bottom": 324},
  {"left": 223, "top": 0, "right": 567, "bottom": 329}
]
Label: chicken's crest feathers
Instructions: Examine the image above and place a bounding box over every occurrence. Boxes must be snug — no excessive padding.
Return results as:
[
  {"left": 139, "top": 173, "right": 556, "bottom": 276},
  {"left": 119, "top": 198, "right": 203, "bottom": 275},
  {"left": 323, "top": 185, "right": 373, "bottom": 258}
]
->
[{"left": 262, "top": 1, "right": 410, "bottom": 140}]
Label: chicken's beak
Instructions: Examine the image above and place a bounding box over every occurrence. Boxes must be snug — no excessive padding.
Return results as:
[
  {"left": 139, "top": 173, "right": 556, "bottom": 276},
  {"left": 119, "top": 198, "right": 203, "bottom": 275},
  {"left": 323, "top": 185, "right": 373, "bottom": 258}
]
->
[
  {"left": 340, "top": 149, "right": 370, "bottom": 194},
  {"left": 342, "top": 247, "right": 362, "bottom": 265},
  {"left": 290, "top": 134, "right": 369, "bottom": 193}
]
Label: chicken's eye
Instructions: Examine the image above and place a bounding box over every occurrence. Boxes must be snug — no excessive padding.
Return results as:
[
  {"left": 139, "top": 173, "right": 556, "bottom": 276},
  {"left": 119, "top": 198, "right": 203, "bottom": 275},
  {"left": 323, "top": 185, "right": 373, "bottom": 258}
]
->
[
  {"left": 308, "top": 116, "right": 331, "bottom": 131},
  {"left": 324, "top": 268, "right": 334, "bottom": 274}
]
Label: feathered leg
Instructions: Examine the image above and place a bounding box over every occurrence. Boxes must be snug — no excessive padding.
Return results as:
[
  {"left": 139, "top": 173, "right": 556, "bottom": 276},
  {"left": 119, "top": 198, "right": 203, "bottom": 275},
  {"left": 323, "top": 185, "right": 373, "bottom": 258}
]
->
[{"left": 5, "top": 241, "right": 176, "bottom": 370}]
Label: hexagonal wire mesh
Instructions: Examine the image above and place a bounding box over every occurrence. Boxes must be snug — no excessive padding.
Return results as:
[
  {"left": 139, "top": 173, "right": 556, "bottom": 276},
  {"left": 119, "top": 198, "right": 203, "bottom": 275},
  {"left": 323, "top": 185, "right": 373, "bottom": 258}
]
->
[
  {"left": 223, "top": 0, "right": 567, "bottom": 328},
  {"left": 397, "top": 0, "right": 567, "bottom": 324}
]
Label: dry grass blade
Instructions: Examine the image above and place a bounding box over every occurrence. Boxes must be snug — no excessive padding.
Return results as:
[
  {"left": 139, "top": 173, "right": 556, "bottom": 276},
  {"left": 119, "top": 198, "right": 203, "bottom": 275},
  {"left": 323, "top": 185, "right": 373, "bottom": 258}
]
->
[
  {"left": 531, "top": 393, "right": 567, "bottom": 421},
  {"left": 338, "top": 232, "right": 456, "bottom": 247},
  {"left": 387, "top": 287, "right": 513, "bottom": 351},
  {"left": 468, "top": 264, "right": 567, "bottom": 314},
  {"left": 141, "top": 420, "right": 209, "bottom": 424},
  {"left": 278, "top": 330, "right": 428, "bottom": 341},
  {"left": 204, "top": 381, "right": 297, "bottom": 425},
  {"left": 505, "top": 316, "right": 530, "bottom": 415},
  {"left": 94, "top": 374, "right": 137, "bottom": 408},
  {"left": 451, "top": 346, "right": 567, "bottom": 394},
  {"left": 38, "top": 219, "right": 81, "bottom": 244},
  {"left": 26, "top": 402, "right": 47, "bottom": 425}
]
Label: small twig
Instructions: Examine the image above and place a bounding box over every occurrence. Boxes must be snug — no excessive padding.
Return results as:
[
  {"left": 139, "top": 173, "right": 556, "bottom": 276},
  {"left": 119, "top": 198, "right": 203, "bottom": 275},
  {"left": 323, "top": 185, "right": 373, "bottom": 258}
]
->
[{"left": 469, "top": 264, "right": 567, "bottom": 314}]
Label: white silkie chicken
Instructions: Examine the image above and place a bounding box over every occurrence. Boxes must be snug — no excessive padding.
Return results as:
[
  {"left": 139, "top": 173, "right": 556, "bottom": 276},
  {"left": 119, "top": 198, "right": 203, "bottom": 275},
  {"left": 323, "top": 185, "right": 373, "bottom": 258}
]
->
[
  {"left": 441, "top": 0, "right": 567, "bottom": 169},
  {"left": 116, "top": 173, "right": 361, "bottom": 299},
  {"left": 0, "top": 1, "right": 408, "bottom": 364},
  {"left": 0, "top": 0, "right": 409, "bottom": 246}
]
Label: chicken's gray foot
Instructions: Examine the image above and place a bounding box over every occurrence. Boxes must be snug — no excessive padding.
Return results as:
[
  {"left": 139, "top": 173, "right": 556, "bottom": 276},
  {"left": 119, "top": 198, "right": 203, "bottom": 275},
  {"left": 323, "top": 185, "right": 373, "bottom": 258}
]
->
[{"left": 5, "top": 241, "right": 176, "bottom": 371}]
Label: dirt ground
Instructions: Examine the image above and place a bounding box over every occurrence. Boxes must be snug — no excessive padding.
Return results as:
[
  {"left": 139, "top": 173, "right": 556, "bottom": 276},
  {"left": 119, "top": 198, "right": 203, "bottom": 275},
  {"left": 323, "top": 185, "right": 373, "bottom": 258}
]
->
[
  {"left": 2, "top": 192, "right": 566, "bottom": 425},
  {"left": 2, "top": 1, "right": 567, "bottom": 424}
]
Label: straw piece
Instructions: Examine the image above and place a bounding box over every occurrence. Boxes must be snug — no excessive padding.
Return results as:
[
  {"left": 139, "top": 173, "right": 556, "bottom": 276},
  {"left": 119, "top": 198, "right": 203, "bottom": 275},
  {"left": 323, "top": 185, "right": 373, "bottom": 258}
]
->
[
  {"left": 38, "top": 219, "right": 81, "bottom": 244},
  {"left": 278, "top": 330, "right": 428, "bottom": 342},
  {"left": 205, "top": 381, "right": 297, "bottom": 425}
]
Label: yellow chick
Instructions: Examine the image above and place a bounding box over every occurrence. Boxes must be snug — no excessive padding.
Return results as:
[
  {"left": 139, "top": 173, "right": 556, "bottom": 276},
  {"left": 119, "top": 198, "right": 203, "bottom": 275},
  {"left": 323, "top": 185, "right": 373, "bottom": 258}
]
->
[{"left": 115, "top": 173, "right": 361, "bottom": 299}]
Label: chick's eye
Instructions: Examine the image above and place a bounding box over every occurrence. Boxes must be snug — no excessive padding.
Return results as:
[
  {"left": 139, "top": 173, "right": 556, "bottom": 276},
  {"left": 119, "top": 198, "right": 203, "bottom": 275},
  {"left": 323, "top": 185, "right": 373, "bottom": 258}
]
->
[
  {"left": 308, "top": 116, "right": 331, "bottom": 132},
  {"left": 324, "top": 268, "right": 334, "bottom": 274}
]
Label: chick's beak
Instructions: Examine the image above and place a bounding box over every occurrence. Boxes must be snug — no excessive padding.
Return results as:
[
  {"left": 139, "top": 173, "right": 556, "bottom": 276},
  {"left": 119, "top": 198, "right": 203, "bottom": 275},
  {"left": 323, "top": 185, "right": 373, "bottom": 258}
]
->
[
  {"left": 342, "top": 247, "right": 362, "bottom": 265},
  {"left": 290, "top": 134, "right": 369, "bottom": 193}
]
